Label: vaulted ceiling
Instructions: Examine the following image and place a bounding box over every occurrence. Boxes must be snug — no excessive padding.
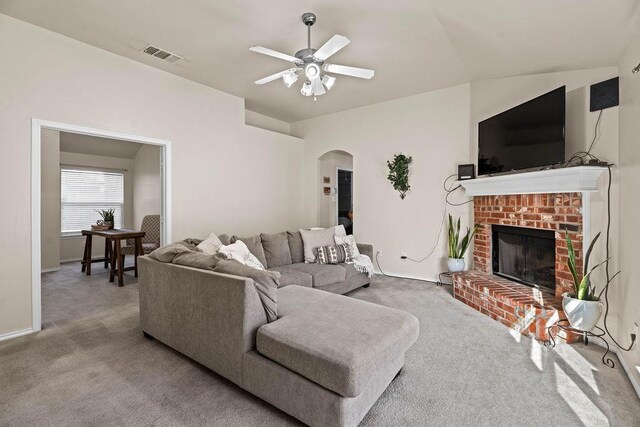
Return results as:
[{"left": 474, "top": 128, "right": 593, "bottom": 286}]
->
[{"left": 1, "top": 0, "right": 638, "bottom": 122}]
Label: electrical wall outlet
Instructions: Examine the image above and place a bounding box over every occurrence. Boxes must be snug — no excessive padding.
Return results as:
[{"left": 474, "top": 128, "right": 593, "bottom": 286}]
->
[{"left": 401, "top": 252, "right": 407, "bottom": 259}]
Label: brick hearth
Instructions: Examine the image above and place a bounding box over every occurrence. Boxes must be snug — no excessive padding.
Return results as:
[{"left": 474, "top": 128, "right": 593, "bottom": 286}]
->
[{"left": 452, "top": 192, "right": 584, "bottom": 343}]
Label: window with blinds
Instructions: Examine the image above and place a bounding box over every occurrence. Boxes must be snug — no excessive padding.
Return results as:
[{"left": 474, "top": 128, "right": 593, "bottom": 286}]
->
[{"left": 61, "top": 168, "right": 124, "bottom": 236}]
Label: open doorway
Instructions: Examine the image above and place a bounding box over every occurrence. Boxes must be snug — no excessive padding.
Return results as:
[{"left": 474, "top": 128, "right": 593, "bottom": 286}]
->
[
  {"left": 32, "top": 119, "right": 171, "bottom": 332},
  {"left": 337, "top": 168, "right": 353, "bottom": 234},
  {"left": 317, "top": 150, "right": 353, "bottom": 229}
]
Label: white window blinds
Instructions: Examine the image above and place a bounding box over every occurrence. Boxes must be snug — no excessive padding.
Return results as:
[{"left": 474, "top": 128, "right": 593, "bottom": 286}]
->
[{"left": 61, "top": 168, "right": 124, "bottom": 235}]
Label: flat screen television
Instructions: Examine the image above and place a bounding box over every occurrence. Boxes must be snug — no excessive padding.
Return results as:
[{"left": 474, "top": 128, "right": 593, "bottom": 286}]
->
[{"left": 478, "top": 86, "right": 565, "bottom": 176}]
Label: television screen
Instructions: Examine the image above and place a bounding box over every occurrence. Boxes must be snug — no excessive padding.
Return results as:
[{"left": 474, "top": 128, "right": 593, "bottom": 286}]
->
[{"left": 478, "top": 86, "right": 565, "bottom": 176}]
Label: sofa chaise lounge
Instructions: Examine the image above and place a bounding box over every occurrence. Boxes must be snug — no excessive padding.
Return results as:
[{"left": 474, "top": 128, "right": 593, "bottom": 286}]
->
[{"left": 139, "top": 231, "right": 419, "bottom": 426}]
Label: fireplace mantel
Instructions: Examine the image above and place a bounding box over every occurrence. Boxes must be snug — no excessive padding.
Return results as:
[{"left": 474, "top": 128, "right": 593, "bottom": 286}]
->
[{"left": 457, "top": 166, "right": 606, "bottom": 196}]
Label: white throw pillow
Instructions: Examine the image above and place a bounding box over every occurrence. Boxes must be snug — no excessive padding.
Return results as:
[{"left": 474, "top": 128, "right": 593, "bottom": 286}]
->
[
  {"left": 299, "top": 228, "right": 338, "bottom": 263},
  {"left": 334, "top": 225, "right": 347, "bottom": 237},
  {"left": 334, "top": 234, "right": 360, "bottom": 259},
  {"left": 197, "top": 233, "right": 223, "bottom": 255},
  {"left": 218, "top": 241, "right": 265, "bottom": 270}
]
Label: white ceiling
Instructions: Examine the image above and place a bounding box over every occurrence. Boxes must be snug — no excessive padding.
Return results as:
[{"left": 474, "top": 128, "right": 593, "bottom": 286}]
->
[
  {"left": 1, "top": 0, "right": 638, "bottom": 122},
  {"left": 60, "top": 132, "right": 142, "bottom": 159}
]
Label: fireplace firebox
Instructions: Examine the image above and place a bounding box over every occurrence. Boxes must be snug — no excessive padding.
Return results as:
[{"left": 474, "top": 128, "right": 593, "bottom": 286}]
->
[{"left": 492, "top": 225, "right": 556, "bottom": 290}]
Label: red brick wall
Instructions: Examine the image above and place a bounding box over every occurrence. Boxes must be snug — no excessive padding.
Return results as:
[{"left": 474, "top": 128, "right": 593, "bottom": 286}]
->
[{"left": 473, "top": 193, "right": 583, "bottom": 298}]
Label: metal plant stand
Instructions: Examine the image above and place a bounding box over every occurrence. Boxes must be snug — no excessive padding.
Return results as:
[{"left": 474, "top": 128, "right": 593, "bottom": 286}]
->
[
  {"left": 438, "top": 271, "right": 454, "bottom": 286},
  {"left": 545, "top": 319, "right": 615, "bottom": 368}
]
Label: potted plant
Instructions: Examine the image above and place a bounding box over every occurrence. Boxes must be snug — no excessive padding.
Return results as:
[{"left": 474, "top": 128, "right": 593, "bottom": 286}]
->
[
  {"left": 562, "top": 231, "right": 620, "bottom": 331},
  {"left": 96, "top": 208, "right": 115, "bottom": 229},
  {"left": 387, "top": 154, "right": 412, "bottom": 199},
  {"left": 447, "top": 214, "right": 480, "bottom": 272}
]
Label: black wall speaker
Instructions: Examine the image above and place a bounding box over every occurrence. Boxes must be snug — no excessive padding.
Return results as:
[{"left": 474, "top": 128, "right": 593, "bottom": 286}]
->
[
  {"left": 590, "top": 77, "right": 619, "bottom": 112},
  {"left": 458, "top": 164, "right": 475, "bottom": 180}
]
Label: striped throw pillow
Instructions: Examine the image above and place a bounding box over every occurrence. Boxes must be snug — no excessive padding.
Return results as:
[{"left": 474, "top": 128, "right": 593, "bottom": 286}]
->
[{"left": 315, "top": 244, "right": 351, "bottom": 264}]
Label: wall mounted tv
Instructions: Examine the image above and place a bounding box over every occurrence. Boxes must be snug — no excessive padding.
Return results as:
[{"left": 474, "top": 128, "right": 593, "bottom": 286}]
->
[{"left": 478, "top": 86, "right": 565, "bottom": 176}]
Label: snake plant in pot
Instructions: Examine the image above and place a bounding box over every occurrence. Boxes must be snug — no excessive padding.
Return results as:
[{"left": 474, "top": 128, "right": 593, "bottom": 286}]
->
[
  {"left": 562, "top": 231, "right": 620, "bottom": 331},
  {"left": 447, "top": 214, "right": 480, "bottom": 272}
]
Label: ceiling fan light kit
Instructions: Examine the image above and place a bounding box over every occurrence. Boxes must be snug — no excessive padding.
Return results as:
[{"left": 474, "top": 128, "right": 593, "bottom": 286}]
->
[{"left": 250, "top": 12, "right": 375, "bottom": 100}]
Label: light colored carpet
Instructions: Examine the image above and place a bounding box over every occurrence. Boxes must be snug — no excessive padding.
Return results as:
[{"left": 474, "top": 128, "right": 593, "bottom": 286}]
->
[{"left": 1, "top": 263, "right": 638, "bottom": 426}]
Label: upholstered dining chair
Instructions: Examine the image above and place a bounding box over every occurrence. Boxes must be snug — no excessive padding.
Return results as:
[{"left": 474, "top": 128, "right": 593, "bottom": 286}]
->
[{"left": 122, "top": 215, "right": 161, "bottom": 256}]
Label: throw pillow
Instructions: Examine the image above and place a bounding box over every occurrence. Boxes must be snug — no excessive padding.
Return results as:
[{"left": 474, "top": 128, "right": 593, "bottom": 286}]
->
[
  {"left": 196, "top": 232, "right": 223, "bottom": 254},
  {"left": 335, "top": 224, "right": 347, "bottom": 237},
  {"left": 231, "top": 235, "right": 268, "bottom": 268},
  {"left": 334, "top": 234, "right": 361, "bottom": 259},
  {"left": 287, "top": 230, "right": 305, "bottom": 263},
  {"left": 315, "top": 244, "right": 351, "bottom": 265},
  {"left": 260, "top": 232, "right": 292, "bottom": 268},
  {"left": 299, "top": 228, "right": 337, "bottom": 263},
  {"left": 218, "top": 241, "right": 265, "bottom": 270}
]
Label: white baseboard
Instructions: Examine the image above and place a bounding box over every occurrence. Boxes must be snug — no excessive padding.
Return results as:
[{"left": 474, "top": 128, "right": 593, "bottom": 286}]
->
[
  {"left": 0, "top": 328, "right": 34, "bottom": 342},
  {"left": 41, "top": 267, "right": 60, "bottom": 273}
]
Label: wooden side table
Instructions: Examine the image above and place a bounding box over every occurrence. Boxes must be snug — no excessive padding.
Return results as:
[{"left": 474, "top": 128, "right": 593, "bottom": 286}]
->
[{"left": 81, "top": 229, "right": 146, "bottom": 287}]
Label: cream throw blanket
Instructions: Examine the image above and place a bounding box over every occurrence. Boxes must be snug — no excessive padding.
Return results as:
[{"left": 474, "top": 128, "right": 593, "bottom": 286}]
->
[{"left": 351, "top": 254, "right": 374, "bottom": 278}]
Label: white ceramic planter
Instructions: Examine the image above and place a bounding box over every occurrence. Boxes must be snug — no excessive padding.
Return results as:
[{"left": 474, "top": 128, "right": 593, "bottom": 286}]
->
[
  {"left": 447, "top": 258, "right": 465, "bottom": 272},
  {"left": 562, "top": 292, "right": 603, "bottom": 332}
]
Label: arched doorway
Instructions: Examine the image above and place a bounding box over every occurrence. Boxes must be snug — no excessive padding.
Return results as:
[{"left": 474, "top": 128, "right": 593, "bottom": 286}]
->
[{"left": 317, "top": 150, "right": 353, "bottom": 232}]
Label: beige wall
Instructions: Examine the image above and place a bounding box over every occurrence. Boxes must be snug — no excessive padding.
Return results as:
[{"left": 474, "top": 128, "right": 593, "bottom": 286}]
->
[
  {"left": 245, "top": 110, "right": 292, "bottom": 136},
  {"left": 40, "top": 129, "right": 60, "bottom": 271},
  {"left": 318, "top": 151, "right": 353, "bottom": 228},
  {"left": 292, "top": 84, "right": 473, "bottom": 281},
  {"left": 617, "top": 34, "right": 640, "bottom": 389},
  {"left": 58, "top": 151, "right": 135, "bottom": 262},
  {"left": 0, "top": 14, "right": 304, "bottom": 336},
  {"left": 133, "top": 144, "right": 161, "bottom": 229}
]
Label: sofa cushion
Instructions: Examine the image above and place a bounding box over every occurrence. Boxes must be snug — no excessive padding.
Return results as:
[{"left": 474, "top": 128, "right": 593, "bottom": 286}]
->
[
  {"left": 232, "top": 235, "right": 268, "bottom": 268},
  {"left": 260, "top": 232, "right": 292, "bottom": 268},
  {"left": 218, "top": 234, "right": 232, "bottom": 245},
  {"left": 287, "top": 231, "right": 304, "bottom": 264},
  {"left": 278, "top": 263, "right": 346, "bottom": 287},
  {"left": 256, "top": 289, "right": 419, "bottom": 397},
  {"left": 269, "top": 266, "right": 313, "bottom": 289},
  {"left": 299, "top": 228, "right": 337, "bottom": 263},
  {"left": 342, "top": 263, "right": 362, "bottom": 279}
]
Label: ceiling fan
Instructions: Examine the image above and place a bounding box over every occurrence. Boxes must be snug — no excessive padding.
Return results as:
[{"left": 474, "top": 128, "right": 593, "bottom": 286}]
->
[{"left": 250, "top": 12, "right": 375, "bottom": 100}]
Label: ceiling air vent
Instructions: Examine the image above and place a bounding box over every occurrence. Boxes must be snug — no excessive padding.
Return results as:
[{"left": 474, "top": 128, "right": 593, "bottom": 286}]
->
[{"left": 142, "top": 45, "right": 183, "bottom": 64}]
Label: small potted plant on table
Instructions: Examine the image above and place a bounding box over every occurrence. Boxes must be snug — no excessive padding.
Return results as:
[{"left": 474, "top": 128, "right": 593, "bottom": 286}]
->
[
  {"left": 562, "top": 231, "right": 619, "bottom": 331},
  {"left": 447, "top": 214, "right": 480, "bottom": 272},
  {"left": 95, "top": 208, "right": 115, "bottom": 230}
]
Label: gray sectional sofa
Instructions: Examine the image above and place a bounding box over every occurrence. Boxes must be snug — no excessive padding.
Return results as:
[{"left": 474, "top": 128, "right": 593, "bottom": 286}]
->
[{"left": 139, "top": 230, "right": 419, "bottom": 427}]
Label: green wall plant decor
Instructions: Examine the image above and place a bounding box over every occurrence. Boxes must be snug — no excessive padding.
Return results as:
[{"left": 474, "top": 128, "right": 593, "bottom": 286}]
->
[{"left": 387, "top": 153, "right": 413, "bottom": 199}]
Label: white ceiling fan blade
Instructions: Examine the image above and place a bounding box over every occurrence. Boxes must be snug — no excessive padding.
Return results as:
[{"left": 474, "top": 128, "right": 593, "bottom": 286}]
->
[
  {"left": 255, "top": 68, "right": 297, "bottom": 85},
  {"left": 313, "top": 35, "right": 350, "bottom": 61},
  {"left": 311, "top": 77, "right": 325, "bottom": 96},
  {"left": 323, "top": 64, "right": 375, "bottom": 79},
  {"left": 249, "top": 46, "right": 302, "bottom": 64}
]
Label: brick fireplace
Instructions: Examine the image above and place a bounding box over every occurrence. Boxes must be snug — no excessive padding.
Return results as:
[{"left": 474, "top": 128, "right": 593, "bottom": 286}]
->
[{"left": 453, "top": 192, "right": 584, "bottom": 342}]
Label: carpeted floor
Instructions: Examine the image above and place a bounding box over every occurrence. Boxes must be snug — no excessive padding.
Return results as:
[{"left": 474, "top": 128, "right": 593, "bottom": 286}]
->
[{"left": 1, "top": 263, "right": 639, "bottom": 426}]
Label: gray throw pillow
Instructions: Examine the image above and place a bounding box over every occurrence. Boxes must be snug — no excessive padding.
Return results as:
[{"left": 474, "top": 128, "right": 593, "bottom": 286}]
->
[
  {"left": 299, "top": 228, "right": 337, "bottom": 263},
  {"left": 231, "top": 235, "right": 268, "bottom": 268},
  {"left": 287, "top": 231, "right": 304, "bottom": 264},
  {"left": 260, "top": 232, "right": 292, "bottom": 268},
  {"left": 172, "top": 251, "right": 223, "bottom": 270},
  {"left": 218, "top": 234, "right": 232, "bottom": 246},
  {"left": 213, "top": 259, "right": 279, "bottom": 322},
  {"left": 148, "top": 241, "right": 193, "bottom": 263}
]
